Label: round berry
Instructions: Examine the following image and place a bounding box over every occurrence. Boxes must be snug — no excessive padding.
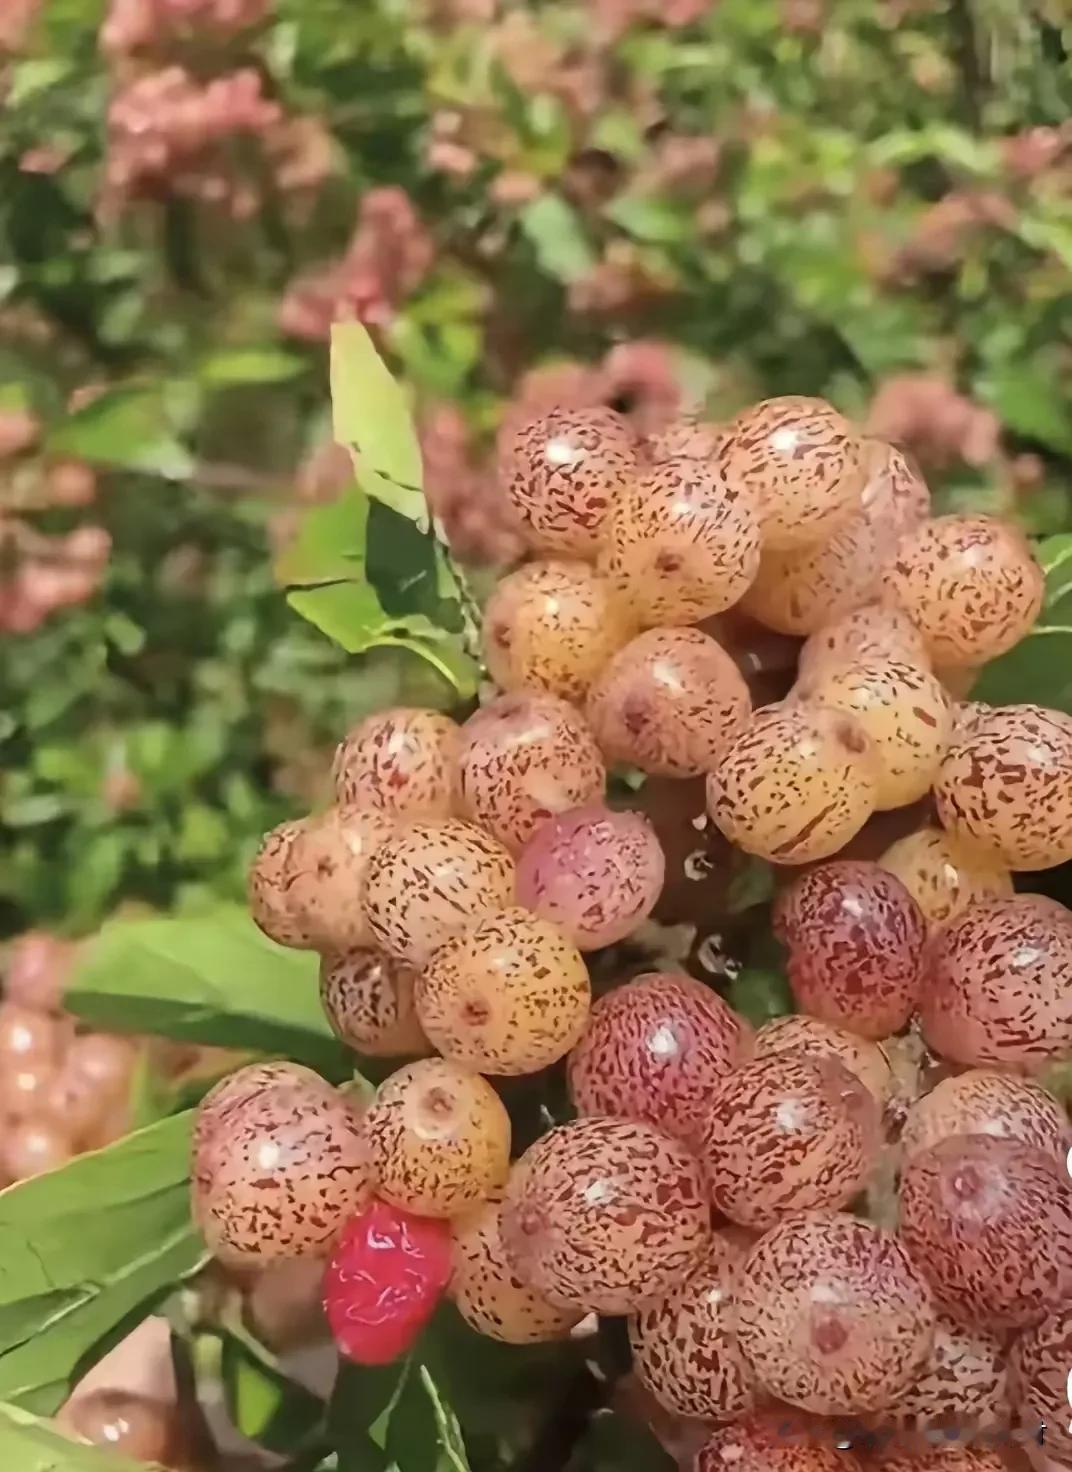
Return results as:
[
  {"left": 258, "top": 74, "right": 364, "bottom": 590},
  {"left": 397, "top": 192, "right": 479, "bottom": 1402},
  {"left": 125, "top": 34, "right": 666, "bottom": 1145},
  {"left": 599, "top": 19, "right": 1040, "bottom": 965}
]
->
[
  {"left": 876, "top": 826, "right": 1013, "bottom": 929},
  {"left": 694, "top": 1417, "right": 861, "bottom": 1472},
  {"left": 740, "top": 515, "right": 880, "bottom": 637},
  {"left": 320, "top": 948, "right": 428, "bottom": 1058},
  {"left": 451, "top": 1195, "right": 581, "bottom": 1344},
  {"left": 798, "top": 603, "right": 931, "bottom": 684},
  {"left": 753, "top": 1016, "right": 893, "bottom": 1107},
  {"left": 249, "top": 819, "right": 313, "bottom": 948},
  {"left": 332, "top": 707, "right": 460, "bottom": 818},
  {"left": 901, "top": 1071, "right": 1070, "bottom": 1166},
  {"left": 1009, "top": 1306, "right": 1072, "bottom": 1470},
  {"left": 284, "top": 806, "right": 398, "bottom": 952},
  {"left": 859, "top": 439, "right": 931, "bottom": 553},
  {"left": 885, "top": 1312, "right": 1008, "bottom": 1431}
]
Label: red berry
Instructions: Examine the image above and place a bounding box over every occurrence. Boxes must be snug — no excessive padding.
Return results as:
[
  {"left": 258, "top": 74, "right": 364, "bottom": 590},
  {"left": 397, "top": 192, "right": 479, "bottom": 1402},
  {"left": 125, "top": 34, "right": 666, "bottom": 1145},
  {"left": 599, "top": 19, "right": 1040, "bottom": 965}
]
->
[{"left": 323, "top": 1199, "right": 452, "bottom": 1365}]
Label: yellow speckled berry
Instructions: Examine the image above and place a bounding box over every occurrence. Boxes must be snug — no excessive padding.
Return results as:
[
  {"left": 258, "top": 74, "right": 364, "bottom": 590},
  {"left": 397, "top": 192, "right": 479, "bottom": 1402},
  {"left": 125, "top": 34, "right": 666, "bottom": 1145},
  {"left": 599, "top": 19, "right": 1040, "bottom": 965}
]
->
[
  {"left": 797, "top": 604, "right": 931, "bottom": 684},
  {"left": 332, "top": 707, "right": 460, "bottom": 819},
  {"left": 753, "top": 1015, "right": 893, "bottom": 1108},
  {"left": 740, "top": 515, "right": 880, "bottom": 636},
  {"left": 319, "top": 947, "right": 429, "bottom": 1058},
  {"left": 451, "top": 1195, "right": 581, "bottom": 1344},
  {"left": 877, "top": 825, "right": 1013, "bottom": 928},
  {"left": 284, "top": 807, "right": 397, "bottom": 953}
]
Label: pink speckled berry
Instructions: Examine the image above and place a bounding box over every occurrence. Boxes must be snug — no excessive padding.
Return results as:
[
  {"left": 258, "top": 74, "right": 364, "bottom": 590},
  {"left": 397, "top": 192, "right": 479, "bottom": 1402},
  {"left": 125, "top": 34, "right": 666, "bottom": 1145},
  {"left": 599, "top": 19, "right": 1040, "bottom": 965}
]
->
[
  {"left": 694, "top": 1417, "right": 861, "bottom": 1472},
  {"left": 500, "top": 405, "right": 639, "bottom": 557},
  {"left": 1009, "top": 1306, "right": 1072, "bottom": 1469},
  {"left": 192, "top": 1063, "right": 370, "bottom": 1265},
  {"left": 871, "top": 1449, "right": 1005, "bottom": 1471},
  {"left": 798, "top": 604, "right": 931, "bottom": 684},
  {"left": 699, "top": 1052, "right": 880, "bottom": 1229},
  {"left": 515, "top": 803, "right": 664, "bottom": 950},
  {"left": 500, "top": 1116, "right": 710, "bottom": 1314},
  {"left": 773, "top": 861, "right": 926, "bottom": 1039},
  {"left": 885, "top": 1311, "right": 1008, "bottom": 1432},
  {"left": 567, "top": 971, "right": 752, "bottom": 1144},
  {"left": 735, "top": 1212, "right": 935, "bottom": 1414},
  {"left": 901, "top": 1071, "right": 1070, "bottom": 1165},
  {"left": 586, "top": 627, "right": 751, "bottom": 778},
  {"left": 450, "top": 1195, "right": 581, "bottom": 1344},
  {"left": 934, "top": 703, "right": 1072, "bottom": 871},
  {"left": 719, "top": 396, "right": 866, "bottom": 550},
  {"left": 332, "top": 707, "right": 460, "bottom": 819},
  {"left": 740, "top": 515, "right": 880, "bottom": 637},
  {"left": 859, "top": 439, "right": 931, "bottom": 555},
  {"left": 319, "top": 947, "right": 428, "bottom": 1058},
  {"left": 481, "top": 560, "right": 636, "bottom": 702},
  {"left": 455, "top": 693, "right": 605, "bottom": 853},
  {"left": 628, "top": 1230, "right": 756, "bottom": 1422},
  {"left": 899, "top": 1134, "right": 1072, "bottom": 1329},
  {"left": 753, "top": 1016, "right": 893, "bottom": 1107},
  {"left": 877, "top": 826, "right": 1013, "bottom": 929},
  {"left": 920, "top": 895, "right": 1072, "bottom": 1073},
  {"left": 360, "top": 1058, "right": 511, "bottom": 1219},
  {"left": 881, "top": 515, "right": 1044, "bottom": 666},
  {"left": 248, "top": 818, "right": 313, "bottom": 948},
  {"left": 283, "top": 806, "right": 397, "bottom": 953},
  {"left": 363, "top": 819, "right": 515, "bottom": 968},
  {"left": 598, "top": 457, "right": 761, "bottom": 625},
  {"left": 415, "top": 906, "right": 590, "bottom": 1075},
  {"left": 706, "top": 704, "right": 880, "bottom": 864}
]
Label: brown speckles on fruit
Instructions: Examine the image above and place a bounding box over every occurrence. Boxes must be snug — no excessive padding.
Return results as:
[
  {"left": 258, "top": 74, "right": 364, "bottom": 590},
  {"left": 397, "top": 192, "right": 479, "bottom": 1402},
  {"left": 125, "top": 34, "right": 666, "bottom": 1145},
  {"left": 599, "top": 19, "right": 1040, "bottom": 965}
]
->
[
  {"left": 500, "top": 1115, "right": 710, "bottom": 1314},
  {"left": 885, "top": 1312, "right": 1008, "bottom": 1431},
  {"left": 332, "top": 707, "right": 460, "bottom": 818},
  {"left": 416, "top": 906, "right": 590, "bottom": 1075},
  {"left": 876, "top": 826, "right": 1012, "bottom": 928},
  {"left": 451, "top": 1195, "right": 581, "bottom": 1343},
  {"left": 360, "top": 1058, "right": 510, "bottom": 1218},
  {"left": 798, "top": 604, "right": 931, "bottom": 684},
  {"left": 249, "top": 819, "right": 313, "bottom": 948},
  {"left": 500, "top": 406, "right": 638, "bottom": 557},
  {"left": 741, "top": 515, "right": 880, "bottom": 637},
  {"left": 753, "top": 1016, "right": 893, "bottom": 1107},
  {"left": 283, "top": 806, "right": 397, "bottom": 952},
  {"left": 694, "top": 1416, "right": 860, "bottom": 1471},
  {"left": 859, "top": 439, "right": 931, "bottom": 554},
  {"left": 1009, "top": 1306, "right": 1072, "bottom": 1469},
  {"left": 901, "top": 1070, "right": 1070, "bottom": 1165},
  {"left": 320, "top": 947, "right": 428, "bottom": 1057}
]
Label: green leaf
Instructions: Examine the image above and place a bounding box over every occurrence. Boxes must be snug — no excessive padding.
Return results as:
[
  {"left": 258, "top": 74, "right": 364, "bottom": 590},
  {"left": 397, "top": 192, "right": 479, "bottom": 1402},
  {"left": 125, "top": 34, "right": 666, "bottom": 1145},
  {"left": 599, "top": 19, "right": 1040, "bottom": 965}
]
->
[
  {"left": 972, "top": 533, "right": 1072, "bottom": 712},
  {"left": 980, "top": 362, "right": 1072, "bottom": 457},
  {"left": 0, "top": 1113, "right": 203, "bottom": 1412},
  {"left": 518, "top": 195, "right": 597, "bottom": 284},
  {"left": 330, "top": 323, "right": 425, "bottom": 520},
  {"left": 66, "top": 908, "right": 349, "bottom": 1076},
  {"left": 0, "top": 1401, "right": 169, "bottom": 1471},
  {"left": 606, "top": 193, "right": 690, "bottom": 244},
  {"left": 274, "top": 486, "right": 369, "bottom": 588},
  {"left": 45, "top": 387, "right": 193, "bottom": 479},
  {"left": 416, "top": 1364, "right": 471, "bottom": 1472},
  {"left": 724, "top": 856, "right": 775, "bottom": 915},
  {"left": 219, "top": 1329, "right": 324, "bottom": 1454},
  {"left": 199, "top": 348, "right": 308, "bottom": 386},
  {"left": 728, "top": 964, "right": 792, "bottom": 1028}
]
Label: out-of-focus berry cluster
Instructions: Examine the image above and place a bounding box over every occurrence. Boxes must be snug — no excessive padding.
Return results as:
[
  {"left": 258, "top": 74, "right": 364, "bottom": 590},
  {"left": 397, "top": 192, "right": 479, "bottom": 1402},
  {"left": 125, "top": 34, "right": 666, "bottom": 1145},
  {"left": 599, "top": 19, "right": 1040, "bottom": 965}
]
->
[{"left": 101, "top": 0, "right": 269, "bottom": 56}]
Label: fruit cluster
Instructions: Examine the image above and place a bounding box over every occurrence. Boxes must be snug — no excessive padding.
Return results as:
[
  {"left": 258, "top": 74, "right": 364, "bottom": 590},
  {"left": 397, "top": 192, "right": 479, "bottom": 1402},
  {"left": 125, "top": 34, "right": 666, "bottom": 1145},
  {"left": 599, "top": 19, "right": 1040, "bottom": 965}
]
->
[
  {"left": 197, "top": 394, "right": 1072, "bottom": 1469},
  {"left": 100, "top": 0, "right": 269, "bottom": 56}
]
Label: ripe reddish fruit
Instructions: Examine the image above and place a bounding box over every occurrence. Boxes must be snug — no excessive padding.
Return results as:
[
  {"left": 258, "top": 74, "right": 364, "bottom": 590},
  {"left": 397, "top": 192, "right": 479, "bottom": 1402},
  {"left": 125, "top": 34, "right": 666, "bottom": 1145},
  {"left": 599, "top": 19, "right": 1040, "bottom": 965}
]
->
[{"left": 323, "top": 1199, "right": 452, "bottom": 1365}]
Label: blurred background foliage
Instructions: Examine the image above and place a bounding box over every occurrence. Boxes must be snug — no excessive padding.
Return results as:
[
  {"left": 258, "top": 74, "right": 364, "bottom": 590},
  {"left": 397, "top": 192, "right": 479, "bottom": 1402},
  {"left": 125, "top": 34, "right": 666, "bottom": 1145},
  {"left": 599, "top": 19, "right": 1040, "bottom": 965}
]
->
[{"left": 2, "top": 0, "right": 1072, "bottom": 937}]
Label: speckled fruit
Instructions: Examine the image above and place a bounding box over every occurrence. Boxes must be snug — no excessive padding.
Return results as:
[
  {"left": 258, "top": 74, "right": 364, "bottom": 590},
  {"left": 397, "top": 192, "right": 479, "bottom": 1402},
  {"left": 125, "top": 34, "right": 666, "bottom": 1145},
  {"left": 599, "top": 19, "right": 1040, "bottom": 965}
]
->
[
  {"left": 707, "top": 704, "right": 880, "bottom": 864},
  {"left": 877, "top": 826, "right": 1013, "bottom": 928},
  {"left": 628, "top": 1231, "right": 756, "bottom": 1421},
  {"left": 455, "top": 694, "right": 605, "bottom": 853},
  {"left": 586, "top": 627, "right": 751, "bottom": 778},
  {"left": 284, "top": 806, "right": 397, "bottom": 952},
  {"left": 920, "top": 895, "right": 1072, "bottom": 1072},
  {"left": 869, "top": 1450, "right": 1006, "bottom": 1470},
  {"left": 798, "top": 604, "right": 931, "bottom": 686},
  {"left": 753, "top": 1016, "right": 893, "bottom": 1106},
  {"left": 568, "top": 971, "right": 752, "bottom": 1143},
  {"left": 884, "top": 1312, "right": 1008, "bottom": 1431},
  {"left": 598, "top": 457, "right": 761, "bottom": 625},
  {"left": 500, "top": 1116, "right": 710, "bottom": 1314},
  {"left": 363, "top": 819, "right": 515, "bottom": 968},
  {"left": 332, "top": 707, "right": 460, "bottom": 818},
  {"left": 192, "top": 1064, "right": 370, "bottom": 1265},
  {"left": 881, "top": 515, "right": 1044, "bottom": 666},
  {"left": 700, "top": 1053, "right": 880, "bottom": 1229},
  {"left": 795, "top": 659, "right": 952, "bottom": 811},
  {"left": 319, "top": 948, "right": 428, "bottom": 1057},
  {"left": 735, "top": 1212, "right": 935, "bottom": 1414},
  {"left": 515, "top": 803, "right": 664, "bottom": 950},
  {"left": 719, "top": 395, "right": 866, "bottom": 550},
  {"left": 1009, "top": 1306, "right": 1072, "bottom": 1468},
  {"left": 774, "top": 861, "right": 926, "bottom": 1039},
  {"left": 645, "top": 417, "right": 723, "bottom": 464},
  {"left": 741, "top": 516, "right": 880, "bottom": 637},
  {"left": 416, "top": 907, "right": 590, "bottom": 1075},
  {"left": 451, "top": 1195, "right": 581, "bottom": 1344},
  {"left": 898, "top": 1134, "right": 1072, "bottom": 1329},
  {"left": 500, "top": 405, "right": 638, "bottom": 557},
  {"left": 248, "top": 818, "right": 313, "bottom": 948},
  {"left": 902, "top": 1071, "right": 1070, "bottom": 1165},
  {"left": 934, "top": 703, "right": 1072, "bottom": 871},
  {"left": 482, "top": 560, "right": 636, "bottom": 702},
  {"left": 859, "top": 439, "right": 931, "bottom": 553},
  {"left": 360, "top": 1058, "right": 510, "bottom": 1218},
  {"left": 694, "top": 1417, "right": 861, "bottom": 1472}
]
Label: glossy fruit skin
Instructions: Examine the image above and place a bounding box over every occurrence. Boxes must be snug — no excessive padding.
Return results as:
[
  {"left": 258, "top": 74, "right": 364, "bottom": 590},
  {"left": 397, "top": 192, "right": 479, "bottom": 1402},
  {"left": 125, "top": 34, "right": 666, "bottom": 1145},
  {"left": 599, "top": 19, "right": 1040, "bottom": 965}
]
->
[
  {"left": 4, "top": 1117, "right": 74, "bottom": 1179},
  {"left": 332, "top": 707, "right": 460, "bottom": 818},
  {"left": 360, "top": 1058, "right": 510, "bottom": 1218},
  {"left": 455, "top": 694, "right": 605, "bottom": 853},
  {"left": 500, "top": 1116, "right": 710, "bottom": 1314},
  {"left": 898, "top": 1134, "right": 1072, "bottom": 1330},
  {"left": 59, "top": 1393, "right": 175, "bottom": 1464},
  {"left": 515, "top": 803, "right": 664, "bottom": 950},
  {"left": 323, "top": 1199, "right": 452, "bottom": 1365},
  {"left": 740, "top": 516, "right": 879, "bottom": 637},
  {"left": 193, "top": 1064, "right": 370, "bottom": 1265},
  {"left": 646, "top": 418, "right": 723, "bottom": 464},
  {"left": 881, "top": 514, "right": 1044, "bottom": 666},
  {"left": 797, "top": 604, "right": 931, "bottom": 685},
  {"left": 934, "top": 704, "right": 1072, "bottom": 871},
  {"left": 415, "top": 907, "right": 590, "bottom": 1075},
  {"left": 774, "top": 861, "right": 926, "bottom": 1039},
  {"left": 735, "top": 1212, "right": 935, "bottom": 1415},
  {"left": 707, "top": 704, "right": 879, "bottom": 865},
  {"left": 319, "top": 947, "right": 428, "bottom": 1057},
  {"left": 598, "top": 457, "right": 761, "bottom": 625},
  {"left": 920, "top": 895, "right": 1072, "bottom": 1072},
  {"left": 860, "top": 439, "right": 931, "bottom": 553},
  {"left": 753, "top": 1016, "right": 893, "bottom": 1106},
  {"left": 1008, "top": 1305, "right": 1072, "bottom": 1468},
  {"left": 884, "top": 1312, "right": 1008, "bottom": 1431},
  {"left": 363, "top": 819, "right": 516, "bottom": 968},
  {"left": 482, "top": 560, "right": 635, "bottom": 702},
  {"left": 248, "top": 818, "right": 313, "bottom": 948},
  {"left": 719, "top": 395, "right": 866, "bottom": 550},
  {"left": 568, "top": 971, "right": 752, "bottom": 1143},
  {"left": 699, "top": 1053, "right": 880, "bottom": 1230},
  {"left": 284, "top": 806, "right": 398, "bottom": 953},
  {"left": 586, "top": 627, "right": 751, "bottom": 778},
  {"left": 629, "top": 1231, "right": 756, "bottom": 1421},
  {"left": 693, "top": 1416, "right": 861, "bottom": 1472},
  {"left": 901, "top": 1071, "right": 1070, "bottom": 1165},
  {"left": 450, "top": 1196, "right": 581, "bottom": 1344},
  {"left": 877, "top": 826, "right": 1012, "bottom": 928},
  {"left": 500, "top": 405, "right": 638, "bottom": 557}
]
